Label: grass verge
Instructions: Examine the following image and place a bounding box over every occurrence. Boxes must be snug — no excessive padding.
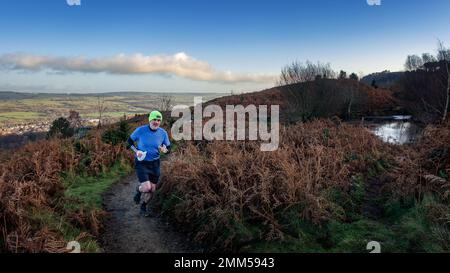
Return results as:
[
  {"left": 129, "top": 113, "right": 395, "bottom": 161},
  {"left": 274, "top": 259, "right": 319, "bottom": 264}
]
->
[{"left": 53, "top": 161, "right": 133, "bottom": 252}]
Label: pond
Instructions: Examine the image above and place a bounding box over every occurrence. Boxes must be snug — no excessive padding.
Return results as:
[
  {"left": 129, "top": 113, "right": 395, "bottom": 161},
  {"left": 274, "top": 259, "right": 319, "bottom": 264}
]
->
[{"left": 363, "top": 115, "right": 423, "bottom": 145}]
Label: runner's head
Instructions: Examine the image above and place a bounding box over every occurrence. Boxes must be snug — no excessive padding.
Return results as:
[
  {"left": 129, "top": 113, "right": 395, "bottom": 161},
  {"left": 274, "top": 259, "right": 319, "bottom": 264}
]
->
[{"left": 149, "top": 110, "right": 162, "bottom": 130}]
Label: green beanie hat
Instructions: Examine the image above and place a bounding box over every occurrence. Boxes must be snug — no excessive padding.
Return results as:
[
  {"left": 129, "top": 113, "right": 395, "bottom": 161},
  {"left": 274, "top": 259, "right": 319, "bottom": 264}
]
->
[{"left": 149, "top": 110, "right": 163, "bottom": 122}]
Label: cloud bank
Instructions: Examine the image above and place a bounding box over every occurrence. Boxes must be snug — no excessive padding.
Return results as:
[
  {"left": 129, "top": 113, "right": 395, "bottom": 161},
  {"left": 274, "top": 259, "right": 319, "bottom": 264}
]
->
[{"left": 0, "top": 52, "right": 276, "bottom": 84}]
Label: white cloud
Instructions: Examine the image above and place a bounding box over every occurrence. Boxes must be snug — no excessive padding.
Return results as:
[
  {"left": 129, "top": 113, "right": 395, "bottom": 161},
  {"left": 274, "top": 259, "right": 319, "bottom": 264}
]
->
[{"left": 0, "top": 52, "right": 276, "bottom": 84}]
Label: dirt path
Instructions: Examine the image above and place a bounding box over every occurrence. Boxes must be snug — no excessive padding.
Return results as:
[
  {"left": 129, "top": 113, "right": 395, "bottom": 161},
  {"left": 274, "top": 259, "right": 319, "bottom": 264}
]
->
[
  {"left": 362, "top": 175, "right": 388, "bottom": 220},
  {"left": 101, "top": 174, "right": 202, "bottom": 253}
]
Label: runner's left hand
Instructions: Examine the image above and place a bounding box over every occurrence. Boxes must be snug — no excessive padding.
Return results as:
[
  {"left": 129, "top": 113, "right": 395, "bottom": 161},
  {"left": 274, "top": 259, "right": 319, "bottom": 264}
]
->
[{"left": 159, "top": 144, "right": 168, "bottom": 153}]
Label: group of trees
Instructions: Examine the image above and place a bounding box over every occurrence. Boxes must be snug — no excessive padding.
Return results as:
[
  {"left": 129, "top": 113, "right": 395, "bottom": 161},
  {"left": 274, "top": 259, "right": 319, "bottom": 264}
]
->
[
  {"left": 405, "top": 42, "right": 450, "bottom": 72},
  {"left": 277, "top": 61, "right": 366, "bottom": 122},
  {"left": 101, "top": 119, "right": 131, "bottom": 145},
  {"left": 47, "top": 110, "right": 84, "bottom": 139},
  {"left": 339, "top": 70, "right": 359, "bottom": 81},
  {"left": 401, "top": 41, "right": 450, "bottom": 122},
  {"left": 47, "top": 117, "right": 75, "bottom": 138},
  {"left": 278, "top": 61, "right": 361, "bottom": 86},
  {"left": 277, "top": 39, "right": 450, "bottom": 123},
  {"left": 278, "top": 61, "right": 337, "bottom": 85}
]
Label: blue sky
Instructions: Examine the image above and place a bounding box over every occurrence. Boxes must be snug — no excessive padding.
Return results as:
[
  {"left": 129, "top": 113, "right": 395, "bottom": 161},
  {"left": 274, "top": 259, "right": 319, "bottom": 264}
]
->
[{"left": 0, "top": 0, "right": 449, "bottom": 93}]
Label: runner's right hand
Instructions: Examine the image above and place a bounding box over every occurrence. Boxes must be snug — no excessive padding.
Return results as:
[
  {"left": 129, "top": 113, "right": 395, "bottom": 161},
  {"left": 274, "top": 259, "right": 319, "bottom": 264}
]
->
[{"left": 136, "top": 150, "right": 144, "bottom": 158}]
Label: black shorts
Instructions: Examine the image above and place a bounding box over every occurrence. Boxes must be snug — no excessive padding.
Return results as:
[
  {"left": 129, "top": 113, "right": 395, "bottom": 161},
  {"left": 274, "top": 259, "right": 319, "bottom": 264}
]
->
[{"left": 135, "top": 159, "right": 161, "bottom": 183}]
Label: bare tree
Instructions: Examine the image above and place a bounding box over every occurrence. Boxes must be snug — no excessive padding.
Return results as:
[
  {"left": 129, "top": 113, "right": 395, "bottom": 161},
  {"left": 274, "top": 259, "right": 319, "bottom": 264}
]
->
[
  {"left": 96, "top": 96, "right": 107, "bottom": 128},
  {"left": 404, "top": 54, "right": 424, "bottom": 71},
  {"left": 358, "top": 71, "right": 365, "bottom": 82},
  {"left": 422, "top": 53, "right": 437, "bottom": 64},
  {"left": 437, "top": 40, "right": 450, "bottom": 122},
  {"left": 344, "top": 78, "right": 365, "bottom": 119},
  {"left": 437, "top": 41, "right": 450, "bottom": 62},
  {"left": 157, "top": 94, "right": 174, "bottom": 112}
]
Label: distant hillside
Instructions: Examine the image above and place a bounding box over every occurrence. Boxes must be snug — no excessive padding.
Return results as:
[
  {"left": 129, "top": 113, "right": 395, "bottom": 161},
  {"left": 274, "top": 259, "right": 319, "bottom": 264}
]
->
[
  {"left": 0, "top": 92, "right": 226, "bottom": 131},
  {"left": 361, "top": 71, "right": 404, "bottom": 88},
  {"left": 0, "top": 91, "right": 44, "bottom": 100},
  {"left": 207, "top": 79, "right": 396, "bottom": 122},
  {"left": 0, "top": 91, "right": 228, "bottom": 100}
]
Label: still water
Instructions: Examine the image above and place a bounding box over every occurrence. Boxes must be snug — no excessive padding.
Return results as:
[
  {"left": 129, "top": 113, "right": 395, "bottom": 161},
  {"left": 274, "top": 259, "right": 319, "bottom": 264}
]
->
[{"left": 366, "top": 116, "right": 423, "bottom": 145}]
